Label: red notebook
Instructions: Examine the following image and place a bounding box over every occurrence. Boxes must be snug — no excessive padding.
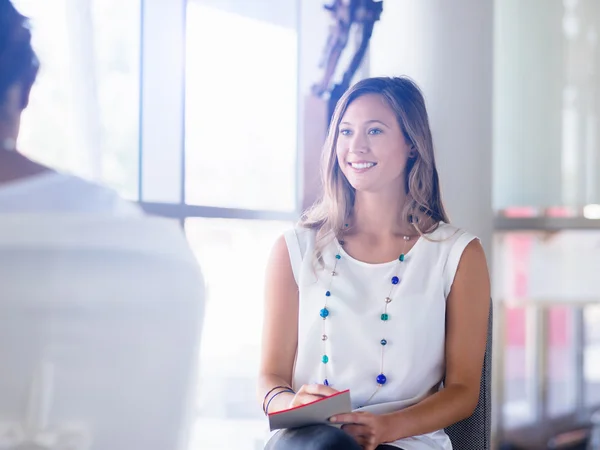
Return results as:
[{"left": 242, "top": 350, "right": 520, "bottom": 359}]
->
[{"left": 268, "top": 390, "right": 352, "bottom": 431}]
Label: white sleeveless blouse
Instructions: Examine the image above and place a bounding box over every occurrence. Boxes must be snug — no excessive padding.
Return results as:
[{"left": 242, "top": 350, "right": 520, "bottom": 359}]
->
[{"left": 283, "top": 222, "right": 477, "bottom": 450}]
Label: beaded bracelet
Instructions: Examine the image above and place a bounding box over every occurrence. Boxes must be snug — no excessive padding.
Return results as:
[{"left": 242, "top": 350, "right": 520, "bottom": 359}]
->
[
  {"left": 262, "top": 385, "right": 292, "bottom": 414},
  {"left": 264, "top": 388, "right": 295, "bottom": 416}
]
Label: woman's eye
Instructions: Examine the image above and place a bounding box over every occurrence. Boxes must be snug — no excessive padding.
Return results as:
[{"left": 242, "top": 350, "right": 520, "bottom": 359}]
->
[
  {"left": 368, "top": 128, "right": 383, "bottom": 135},
  {"left": 339, "top": 129, "right": 352, "bottom": 136}
]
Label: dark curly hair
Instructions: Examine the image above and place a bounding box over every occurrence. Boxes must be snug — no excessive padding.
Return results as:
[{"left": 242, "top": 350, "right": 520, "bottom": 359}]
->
[{"left": 0, "top": 0, "right": 39, "bottom": 108}]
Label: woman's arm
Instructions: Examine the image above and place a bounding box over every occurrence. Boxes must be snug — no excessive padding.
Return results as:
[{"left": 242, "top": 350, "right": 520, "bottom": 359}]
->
[
  {"left": 257, "top": 235, "right": 300, "bottom": 414},
  {"left": 332, "top": 239, "right": 491, "bottom": 445},
  {"left": 257, "top": 235, "right": 343, "bottom": 414}
]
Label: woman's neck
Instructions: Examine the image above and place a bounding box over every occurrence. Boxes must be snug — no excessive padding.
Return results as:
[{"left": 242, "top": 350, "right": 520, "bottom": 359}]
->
[
  {"left": 350, "top": 190, "right": 414, "bottom": 237},
  {"left": 0, "top": 116, "right": 48, "bottom": 183},
  {"left": 0, "top": 147, "right": 49, "bottom": 184},
  {"left": 0, "top": 122, "right": 17, "bottom": 151}
]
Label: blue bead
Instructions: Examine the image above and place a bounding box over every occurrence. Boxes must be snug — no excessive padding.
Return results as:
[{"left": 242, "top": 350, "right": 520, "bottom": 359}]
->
[
  {"left": 322, "top": 355, "right": 329, "bottom": 364},
  {"left": 335, "top": 254, "right": 341, "bottom": 260},
  {"left": 376, "top": 374, "right": 387, "bottom": 385},
  {"left": 381, "top": 339, "right": 387, "bottom": 346},
  {"left": 391, "top": 276, "right": 399, "bottom": 285},
  {"left": 325, "top": 291, "right": 331, "bottom": 297},
  {"left": 320, "top": 308, "right": 329, "bottom": 318},
  {"left": 324, "top": 379, "right": 329, "bottom": 386},
  {"left": 399, "top": 254, "right": 405, "bottom": 262}
]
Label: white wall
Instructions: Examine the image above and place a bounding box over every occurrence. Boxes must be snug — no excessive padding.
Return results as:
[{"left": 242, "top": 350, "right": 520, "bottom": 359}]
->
[
  {"left": 494, "top": 0, "right": 600, "bottom": 210},
  {"left": 369, "top": 0, "right": 494, "bottom": 256},
  {"left": 494, "top": 0, "right": 563, "bottom": 210}
]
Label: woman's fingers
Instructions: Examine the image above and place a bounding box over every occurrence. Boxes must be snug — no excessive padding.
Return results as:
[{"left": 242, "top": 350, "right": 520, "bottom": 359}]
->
[
  {"left": 342, "top": 423, "right": 376, "bottom": 449},
  {"left": 341, "top": 424, "right": 365, "bottom": 436},
  {"left": 301, "top": 383, "right": 339, "bottom": 397},
  {"left": 297, "top": 393, "right": 325, "bottom": 405},
  {"left": 289, "top": 392, "right": 327, "bottom": 407},
  {"left": 330, "top": 412, "right": 360, "bottom": 424},
  {"left": 288, "top": 383, "right": 339, "bottom": 408},
  {"left": 344, "top": 431, "right": 372, "bottom": 450}
]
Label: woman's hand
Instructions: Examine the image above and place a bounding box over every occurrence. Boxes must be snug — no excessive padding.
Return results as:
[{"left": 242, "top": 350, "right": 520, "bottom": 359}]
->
[
  {"left": 289, "top": 384, "right": 339, "bottom": 408},
  {"left": 330, "top": 411, "right": 391, "bottom": 450}
]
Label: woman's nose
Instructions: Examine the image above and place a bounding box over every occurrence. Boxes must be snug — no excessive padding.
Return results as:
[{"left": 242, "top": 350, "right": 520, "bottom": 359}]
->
[{"left": 348, "top": 134, "right": 368, "bottom": 154}]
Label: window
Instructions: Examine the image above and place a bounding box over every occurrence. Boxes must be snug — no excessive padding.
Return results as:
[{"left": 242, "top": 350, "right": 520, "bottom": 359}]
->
[
  {"left": 14, "top": 0, "right": 141, "bottom": 200},
  {"left": 10, "top": 1, "right": 301, "bottom": 449},
  {"left": 181, "top": 2, "right": 300, "bottom": 449},
  {"left": 12, "top": 0, "right": 301, "bottom": 448},
  {"left": 185, "top": 2, "right": 298, "bottom": 212},
  {"left": 185, "top": 219, "right": 292, "bottom": 450}
]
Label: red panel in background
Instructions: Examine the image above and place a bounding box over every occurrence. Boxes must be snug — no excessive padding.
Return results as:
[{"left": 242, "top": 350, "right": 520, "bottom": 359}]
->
[
  {"left": 502, "top": 205, "right": 570, "bottom": 348},
  {"left": 506, "top": 307, "right": 526, "bottom": 346},
  {"left": 549, "top": 307, "right": 568, "bottom": 347}
]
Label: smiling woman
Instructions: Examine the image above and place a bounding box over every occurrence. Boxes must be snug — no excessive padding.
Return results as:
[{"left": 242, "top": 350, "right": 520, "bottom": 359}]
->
[{"left": 259, "top": 77, "right": 490, "bottom": 450}]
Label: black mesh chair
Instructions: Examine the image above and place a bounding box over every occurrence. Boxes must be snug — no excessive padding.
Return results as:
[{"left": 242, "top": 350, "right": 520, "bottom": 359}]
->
[{"left": 445, "top": 300, "right": 493, "bottom": 450}]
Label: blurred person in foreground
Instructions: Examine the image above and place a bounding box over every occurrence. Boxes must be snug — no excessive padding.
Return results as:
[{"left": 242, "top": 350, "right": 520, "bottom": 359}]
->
[{"left": 0, "top": 2, "right": 205, "bottom": 449}]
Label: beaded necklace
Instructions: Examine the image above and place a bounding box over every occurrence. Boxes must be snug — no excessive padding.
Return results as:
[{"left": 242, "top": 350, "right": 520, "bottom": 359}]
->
[{"left": 319, "top": 224, "right": 412, "bottom": 405}]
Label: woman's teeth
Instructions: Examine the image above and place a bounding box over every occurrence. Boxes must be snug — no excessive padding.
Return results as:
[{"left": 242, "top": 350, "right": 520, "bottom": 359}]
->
[{"left": 350, "top": 162, "right": 375, "bottom": 169}]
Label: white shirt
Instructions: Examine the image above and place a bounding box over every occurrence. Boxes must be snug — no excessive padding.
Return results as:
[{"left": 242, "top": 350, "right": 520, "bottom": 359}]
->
[
  {"left": 0, "top": 214, "right": 204, "bottom": 450},
  {"left": 284, "top": 222, "right": 477, "bottom": 450},
  {"left": 0, "top": 171, "right": 141, "bottom": 215},
  {"left": 0, "top": 172, "right": 205, "bottom": 450}
]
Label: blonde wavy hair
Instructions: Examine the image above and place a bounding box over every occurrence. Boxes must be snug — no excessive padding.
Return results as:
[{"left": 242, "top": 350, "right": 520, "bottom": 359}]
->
[{"left": 300, "top": 76, "right": 450, "bottom": 258}]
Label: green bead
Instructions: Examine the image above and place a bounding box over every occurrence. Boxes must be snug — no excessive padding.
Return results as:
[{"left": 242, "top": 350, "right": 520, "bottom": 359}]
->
[
  {"left": 322, "top": 355, "right": 329, "bottom": 364},
  {"left": 399, "top": 254, "right": 405, "bottom": 262},
  {"left": 381, "top": 313, "right": 389, "bottom": 321}
]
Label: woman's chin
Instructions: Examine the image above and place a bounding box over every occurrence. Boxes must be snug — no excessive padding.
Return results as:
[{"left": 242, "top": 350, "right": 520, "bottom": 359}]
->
[{"left": 348, "top": 182, "right": 378, "bottom": 193}]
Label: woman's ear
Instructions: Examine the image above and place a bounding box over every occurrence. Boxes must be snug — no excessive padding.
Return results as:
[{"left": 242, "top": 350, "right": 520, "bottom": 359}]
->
[
  {"left": 1, "top": 83, "right": 25, "bottom": 118},
  {"left": 20, "top": 82, "right": 33, "bottom": 109}
]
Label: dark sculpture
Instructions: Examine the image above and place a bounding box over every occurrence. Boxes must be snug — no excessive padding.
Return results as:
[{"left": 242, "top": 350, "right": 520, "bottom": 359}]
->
[{"left": 312, "top": 0, "right": 384, "bottom": 121}]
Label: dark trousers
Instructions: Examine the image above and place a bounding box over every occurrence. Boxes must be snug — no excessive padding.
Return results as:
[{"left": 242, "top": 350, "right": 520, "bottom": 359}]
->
[{"left": 265, "top": 424, "right": 403, "bottom": 450}]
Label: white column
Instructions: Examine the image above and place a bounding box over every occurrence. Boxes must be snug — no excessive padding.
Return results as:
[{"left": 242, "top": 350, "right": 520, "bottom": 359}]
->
[{"left": 369, "top": 0, "right": 494, "bottom": 255}]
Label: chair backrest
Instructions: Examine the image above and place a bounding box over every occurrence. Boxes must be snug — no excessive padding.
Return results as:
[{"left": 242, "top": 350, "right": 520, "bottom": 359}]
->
[
  {"left": 445, "top": 299, "right": 493, "bottom": 450},
  {"left": 0, "top": 214, "right": 205, "bottom": 450}
]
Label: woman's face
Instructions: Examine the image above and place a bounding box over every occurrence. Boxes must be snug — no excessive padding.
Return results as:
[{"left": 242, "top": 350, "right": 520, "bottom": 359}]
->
[{"left": 336, "top": 93, "right": 412, "bottom": 195}]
